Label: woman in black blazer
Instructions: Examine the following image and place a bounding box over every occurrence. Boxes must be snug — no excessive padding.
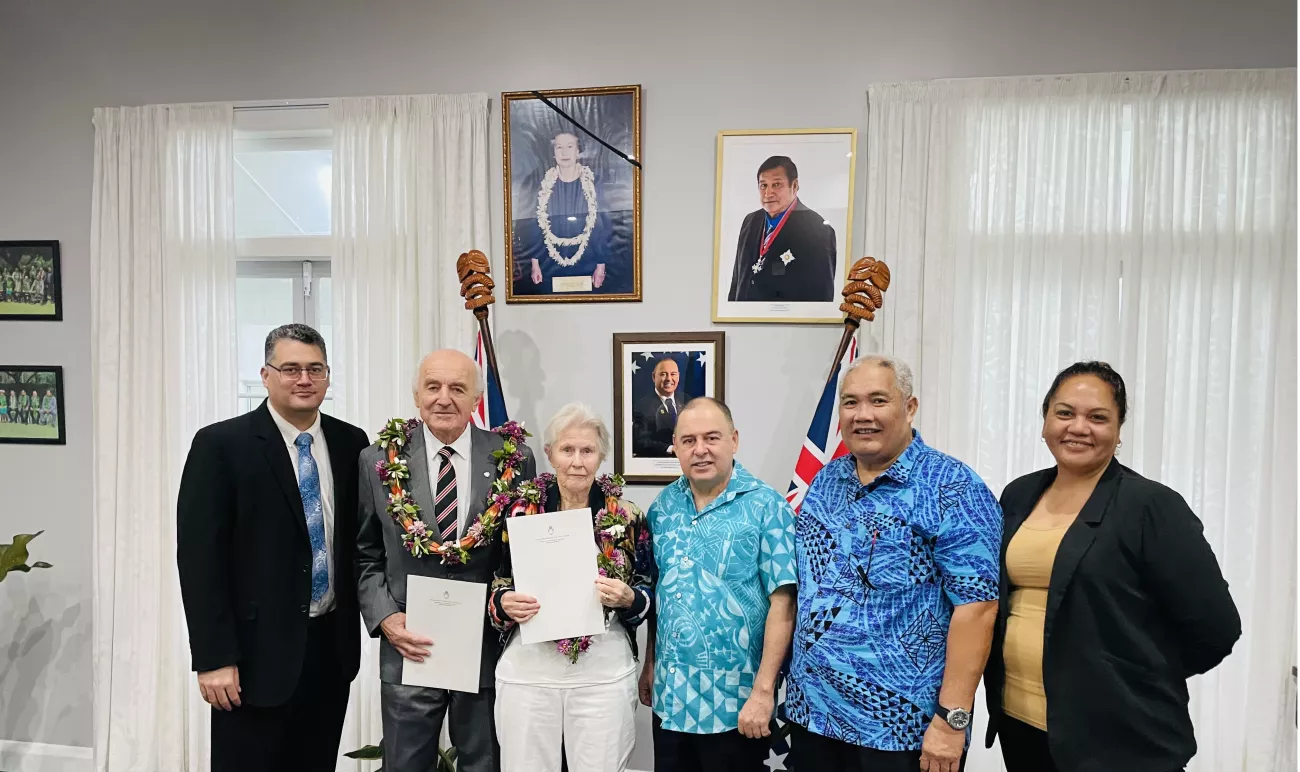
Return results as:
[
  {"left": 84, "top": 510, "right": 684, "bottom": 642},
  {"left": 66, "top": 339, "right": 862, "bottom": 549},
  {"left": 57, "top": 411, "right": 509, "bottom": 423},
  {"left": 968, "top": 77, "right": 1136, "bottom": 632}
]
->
[{"left": 983, "top": 362, "right": 1241, "bottom": 772}]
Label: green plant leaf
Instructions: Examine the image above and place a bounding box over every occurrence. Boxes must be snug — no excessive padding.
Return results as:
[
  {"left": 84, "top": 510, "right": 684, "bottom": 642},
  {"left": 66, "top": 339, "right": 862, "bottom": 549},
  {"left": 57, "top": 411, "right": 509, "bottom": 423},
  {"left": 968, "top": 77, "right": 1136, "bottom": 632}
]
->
[
  {"left": 0, "top": 531, "right": 44, "bottom": 582},
  {"left": 344, "top": 744, "right": 384, "bottom": 760},
  {"left": 31, "top": 562, "right": 52, "bottom": 569},
  {"left": 437, "top": 745, "right": 458, "bottom": 772}
]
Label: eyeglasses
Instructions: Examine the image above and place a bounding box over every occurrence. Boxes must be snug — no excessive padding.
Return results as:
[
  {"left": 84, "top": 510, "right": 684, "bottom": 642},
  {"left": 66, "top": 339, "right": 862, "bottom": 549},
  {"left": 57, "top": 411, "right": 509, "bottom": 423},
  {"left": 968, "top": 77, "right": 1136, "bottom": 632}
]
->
[{"left": 266, "top": 363, "right": 330, "bottom": 381}]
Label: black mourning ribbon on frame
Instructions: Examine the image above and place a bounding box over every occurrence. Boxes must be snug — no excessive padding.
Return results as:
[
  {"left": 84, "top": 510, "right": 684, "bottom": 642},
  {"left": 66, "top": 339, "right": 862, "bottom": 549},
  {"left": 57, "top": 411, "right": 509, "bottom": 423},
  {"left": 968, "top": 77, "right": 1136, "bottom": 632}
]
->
[{"left": 530, "top": 91, "right": 642, "bottom": 169}]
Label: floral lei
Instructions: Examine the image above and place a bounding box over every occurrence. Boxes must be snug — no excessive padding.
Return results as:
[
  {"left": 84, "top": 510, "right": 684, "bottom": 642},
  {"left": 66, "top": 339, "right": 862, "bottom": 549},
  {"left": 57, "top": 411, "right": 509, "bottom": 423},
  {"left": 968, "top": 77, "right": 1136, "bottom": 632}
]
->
[
  {"left": 375, "top": 418, "right": 530, "bottom": 565},
  {"left": 536, "top": 165, "right": 598, "bottom": 268},
  {"left": 501, "top": 472, "right": 636, "bottom": 664}
]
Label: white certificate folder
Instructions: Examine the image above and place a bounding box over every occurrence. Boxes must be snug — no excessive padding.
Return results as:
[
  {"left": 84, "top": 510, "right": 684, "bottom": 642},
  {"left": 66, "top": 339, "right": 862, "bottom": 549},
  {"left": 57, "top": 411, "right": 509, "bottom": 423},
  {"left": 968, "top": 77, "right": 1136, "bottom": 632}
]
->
[
  {"left": 401, "top": 576, "right": 486, "bottom": 693},
  {"left": 505, "top": 508, "right": 607, "bottom": 645}
]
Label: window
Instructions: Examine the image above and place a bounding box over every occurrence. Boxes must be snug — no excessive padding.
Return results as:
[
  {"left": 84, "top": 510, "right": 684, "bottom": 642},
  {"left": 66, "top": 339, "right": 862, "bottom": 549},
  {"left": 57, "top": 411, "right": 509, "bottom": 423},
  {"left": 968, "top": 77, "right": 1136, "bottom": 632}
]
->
[
  {"left": 236, "top": 261, "right": 332, "bottom": 414},
  {"left": 233, "top": 105, "right": 334, "bottom": 415}
]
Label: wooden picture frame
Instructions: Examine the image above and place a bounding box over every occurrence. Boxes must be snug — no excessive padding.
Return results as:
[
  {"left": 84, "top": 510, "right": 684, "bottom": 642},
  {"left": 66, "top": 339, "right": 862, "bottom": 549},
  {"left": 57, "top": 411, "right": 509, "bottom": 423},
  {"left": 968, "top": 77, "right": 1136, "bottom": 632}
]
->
[
  {"left": 0, "top": 241, "right": 62, "bottom": 322},
  {"left": 0, "top": 365, "right": 66, "bottom": 445},
  {"left": 712, "top": 129, "right": 857, "bottom": 323},
  {"left": 503, "top": 85, "right": 642, "bottom": 303},
  {"left": 613, "top": 332, "right": 725, "bottom": 484}
]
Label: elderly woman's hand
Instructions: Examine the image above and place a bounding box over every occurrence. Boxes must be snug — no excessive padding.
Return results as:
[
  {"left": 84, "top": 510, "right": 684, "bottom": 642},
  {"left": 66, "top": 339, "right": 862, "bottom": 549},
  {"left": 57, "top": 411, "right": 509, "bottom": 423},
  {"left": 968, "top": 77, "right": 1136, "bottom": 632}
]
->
[
  {"left": 595, "top": 577, "right": 635, "bottom": 609},
  {"left": 502, "top": 591, "right": 540, "bottom": 623}
]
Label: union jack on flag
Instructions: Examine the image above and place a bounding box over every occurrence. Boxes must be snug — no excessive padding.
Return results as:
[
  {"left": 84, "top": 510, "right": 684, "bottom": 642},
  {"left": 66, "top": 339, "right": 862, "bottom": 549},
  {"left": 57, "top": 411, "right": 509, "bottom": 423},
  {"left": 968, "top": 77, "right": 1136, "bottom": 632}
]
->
[
  {"left": 769, "top": 336, "right": 858, "bottom": 771},
  {"left": 784, "top": 336, "right": 857, "bottom": 514},
  {"left": 472, "top": 330, "right": 510, "bottom": 430}
]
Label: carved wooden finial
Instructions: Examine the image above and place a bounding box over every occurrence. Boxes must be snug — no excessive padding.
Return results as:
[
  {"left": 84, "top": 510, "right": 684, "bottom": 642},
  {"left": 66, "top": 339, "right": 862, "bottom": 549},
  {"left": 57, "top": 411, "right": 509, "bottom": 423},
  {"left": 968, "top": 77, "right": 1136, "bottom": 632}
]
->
[
  {"left": 839, "top": 256, "right": 891, "bottom": 323},
  {"left": 456, "top": 250, "right": 496, "bottom": 313}
]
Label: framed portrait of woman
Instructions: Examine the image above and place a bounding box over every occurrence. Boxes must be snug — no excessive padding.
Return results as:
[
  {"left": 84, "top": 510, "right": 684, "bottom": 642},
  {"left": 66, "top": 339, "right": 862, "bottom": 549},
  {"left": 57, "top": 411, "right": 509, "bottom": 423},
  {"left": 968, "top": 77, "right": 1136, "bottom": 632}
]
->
[{"left": 502, "top": 85, "right": 642, "bottom": 303}]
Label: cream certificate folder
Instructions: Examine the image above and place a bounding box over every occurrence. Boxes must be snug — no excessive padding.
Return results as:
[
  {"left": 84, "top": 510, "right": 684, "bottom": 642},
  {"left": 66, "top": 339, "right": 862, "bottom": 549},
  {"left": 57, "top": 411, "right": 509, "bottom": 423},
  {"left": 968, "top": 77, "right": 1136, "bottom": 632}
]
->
[
  {"left": 506, "top": 507, "right": 606, "bottom": 645},
  {"left": 401, "top": 576, "right": 486, "bottom": 693}
]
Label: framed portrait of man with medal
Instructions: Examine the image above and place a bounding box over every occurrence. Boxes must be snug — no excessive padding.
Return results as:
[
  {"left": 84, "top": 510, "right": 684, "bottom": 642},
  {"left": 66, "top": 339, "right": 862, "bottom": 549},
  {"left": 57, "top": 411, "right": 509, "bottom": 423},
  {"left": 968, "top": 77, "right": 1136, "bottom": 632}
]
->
[
  {"left": 502, "top": 85, "right": 642, "bottom": 303},
  {"left": 711, "top": 128, "right": 857, "bottom": 323}
]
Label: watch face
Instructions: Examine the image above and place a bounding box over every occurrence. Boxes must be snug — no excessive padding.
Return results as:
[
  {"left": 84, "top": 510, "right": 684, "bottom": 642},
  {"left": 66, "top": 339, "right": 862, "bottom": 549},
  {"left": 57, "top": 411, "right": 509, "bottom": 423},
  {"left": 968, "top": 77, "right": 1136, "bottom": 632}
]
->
[{"left": 947, "top": 708, "right": 972, "bottom": 729}]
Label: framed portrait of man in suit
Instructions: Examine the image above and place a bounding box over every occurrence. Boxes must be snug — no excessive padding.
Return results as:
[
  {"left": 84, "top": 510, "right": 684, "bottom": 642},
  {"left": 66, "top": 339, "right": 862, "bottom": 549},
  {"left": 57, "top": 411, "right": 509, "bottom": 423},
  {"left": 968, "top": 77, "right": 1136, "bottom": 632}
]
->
[
  {"left": 712, "top": 129, "right": 857, "bottom": 323},
  {"left": 612, "top": 332, "right": 725, "bottom": 484},
  {"left": 0, "top": 365, "right": 65, "bottom": 445},
  {"left": 503, "top": 85, "right": 642, "bottom": 304}
]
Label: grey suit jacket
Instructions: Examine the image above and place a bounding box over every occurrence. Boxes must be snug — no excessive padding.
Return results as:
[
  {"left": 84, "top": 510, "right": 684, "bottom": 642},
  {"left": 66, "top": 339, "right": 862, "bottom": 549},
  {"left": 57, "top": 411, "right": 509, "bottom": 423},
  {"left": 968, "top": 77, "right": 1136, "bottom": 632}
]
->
[{"left": 356, "top": 422, "right": 536, "bottom": 687}]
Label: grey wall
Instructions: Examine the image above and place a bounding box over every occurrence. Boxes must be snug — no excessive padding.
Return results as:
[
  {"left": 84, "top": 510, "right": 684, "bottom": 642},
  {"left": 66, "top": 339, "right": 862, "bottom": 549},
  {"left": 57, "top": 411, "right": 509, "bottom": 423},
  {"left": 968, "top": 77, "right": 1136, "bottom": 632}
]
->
[{"left": 0, "top": 0, "right": 1292, "bottom": 760}]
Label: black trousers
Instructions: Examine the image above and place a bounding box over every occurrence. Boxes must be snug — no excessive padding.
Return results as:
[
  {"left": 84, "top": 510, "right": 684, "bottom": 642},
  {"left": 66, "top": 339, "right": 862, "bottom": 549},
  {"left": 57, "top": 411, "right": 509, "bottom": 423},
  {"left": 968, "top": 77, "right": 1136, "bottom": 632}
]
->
[
  {"left": 652, "top": 714, "right": 769, "bottom": 772},
  {"left": 998, "top": 716, "right": 1186, "bottom": 772},
  {"left": 789, "top": 724, "right": 968, "bottom": 772},
  {"left": 998, "top": 716, "right": 1058, "bottom": 772},
  {"left": 211, "top": 612, "right": 351, "bottom": 772}
]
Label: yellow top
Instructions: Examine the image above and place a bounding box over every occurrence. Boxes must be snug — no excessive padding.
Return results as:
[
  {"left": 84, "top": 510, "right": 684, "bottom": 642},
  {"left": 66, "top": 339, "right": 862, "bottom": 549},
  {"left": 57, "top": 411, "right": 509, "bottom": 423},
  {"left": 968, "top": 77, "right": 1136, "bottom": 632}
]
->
[{"left": 1002, "top": 522, "right": 1070, "bottom": 731}]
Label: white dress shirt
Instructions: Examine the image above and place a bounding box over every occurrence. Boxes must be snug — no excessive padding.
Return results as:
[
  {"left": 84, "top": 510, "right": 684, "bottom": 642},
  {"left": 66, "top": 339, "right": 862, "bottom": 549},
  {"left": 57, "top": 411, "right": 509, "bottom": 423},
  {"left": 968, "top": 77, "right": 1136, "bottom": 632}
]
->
[
  {"left": 268, "top": 404, "right": 335, "bottom": 616},
  {"left": 423, "top": 423, "right": 473, "bottom": 539}
]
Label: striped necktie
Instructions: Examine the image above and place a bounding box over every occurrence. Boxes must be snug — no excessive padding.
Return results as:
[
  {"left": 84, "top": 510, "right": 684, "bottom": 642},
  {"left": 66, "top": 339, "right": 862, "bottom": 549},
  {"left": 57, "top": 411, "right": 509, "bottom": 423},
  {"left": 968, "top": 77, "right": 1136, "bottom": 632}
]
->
[{"left": 434, "top": 446, "right": 458, "bottom": 541}]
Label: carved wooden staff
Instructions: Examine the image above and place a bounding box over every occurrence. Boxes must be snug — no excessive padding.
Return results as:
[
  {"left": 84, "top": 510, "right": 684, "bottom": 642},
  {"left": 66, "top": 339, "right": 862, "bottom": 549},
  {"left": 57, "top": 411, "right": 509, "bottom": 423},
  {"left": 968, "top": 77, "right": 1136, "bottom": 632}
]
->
[
  {"left": 455, "top": 249, "right": 503, "bottom": 388},
  {"left": 827, "top": 256, "right": 892, "bottom": 384}
]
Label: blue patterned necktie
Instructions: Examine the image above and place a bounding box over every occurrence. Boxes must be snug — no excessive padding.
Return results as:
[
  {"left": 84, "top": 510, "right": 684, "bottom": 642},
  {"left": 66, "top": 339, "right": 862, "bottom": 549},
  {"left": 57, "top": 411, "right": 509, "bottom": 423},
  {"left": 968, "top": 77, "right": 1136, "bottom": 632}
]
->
[{"left": 295, "top": 433, "right": 329, "bottom": 604}]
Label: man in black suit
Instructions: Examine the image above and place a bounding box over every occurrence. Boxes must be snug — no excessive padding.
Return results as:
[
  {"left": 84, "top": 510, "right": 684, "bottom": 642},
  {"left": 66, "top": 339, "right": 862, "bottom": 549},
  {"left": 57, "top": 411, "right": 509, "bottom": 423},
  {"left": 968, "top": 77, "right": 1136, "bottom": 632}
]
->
[
  {"left": 728, "top": 155, "right": 837, "bottom": 303},
  {"left": 632, "top": 356, "right": 690, "bottom": 457},
  {"left": 177, "top": 323, "right": 370, "bottom": 772}
]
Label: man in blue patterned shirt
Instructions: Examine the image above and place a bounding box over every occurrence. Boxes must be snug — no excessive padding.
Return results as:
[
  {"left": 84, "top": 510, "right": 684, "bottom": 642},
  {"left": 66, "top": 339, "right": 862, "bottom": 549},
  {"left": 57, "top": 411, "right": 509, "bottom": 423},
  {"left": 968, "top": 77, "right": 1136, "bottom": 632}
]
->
[
  {"left": 641, "top": 397, "right": 797, "bottom": 772},
  {"left": 786, "top": 356, "right": 1001, "bottom": 772}
]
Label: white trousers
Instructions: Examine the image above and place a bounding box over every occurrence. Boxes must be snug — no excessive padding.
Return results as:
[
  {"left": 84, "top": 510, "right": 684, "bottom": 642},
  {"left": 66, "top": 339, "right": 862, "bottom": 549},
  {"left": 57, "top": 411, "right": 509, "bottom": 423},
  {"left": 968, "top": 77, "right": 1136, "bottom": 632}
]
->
[{"left": 495, "top": 672, "right": 639, "bottom": 772}]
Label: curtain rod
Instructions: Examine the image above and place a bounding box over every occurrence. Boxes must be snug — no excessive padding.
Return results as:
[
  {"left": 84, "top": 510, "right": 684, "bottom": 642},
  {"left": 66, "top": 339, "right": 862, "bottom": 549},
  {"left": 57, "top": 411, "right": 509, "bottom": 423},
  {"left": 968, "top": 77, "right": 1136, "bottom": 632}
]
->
[{"left": 233, "top": 102, "right": 330, "bottom": 112}]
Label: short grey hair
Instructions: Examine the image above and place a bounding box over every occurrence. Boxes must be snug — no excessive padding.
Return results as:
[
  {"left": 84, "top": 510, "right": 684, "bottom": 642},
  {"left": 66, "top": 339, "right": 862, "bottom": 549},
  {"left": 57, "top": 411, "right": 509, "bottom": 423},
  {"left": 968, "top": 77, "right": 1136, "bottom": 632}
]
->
[
  {"left": 844, "top": 355, "right": 915, "bottom": 400},
  {"left": 544, "top": 402, "right": 611, "bottom": 463},
  {"left": 264, "top": 323, "right": 327, "bottom": 364},
  {"left": 410, "top": 351, "right": 486, "bottom": 395}
]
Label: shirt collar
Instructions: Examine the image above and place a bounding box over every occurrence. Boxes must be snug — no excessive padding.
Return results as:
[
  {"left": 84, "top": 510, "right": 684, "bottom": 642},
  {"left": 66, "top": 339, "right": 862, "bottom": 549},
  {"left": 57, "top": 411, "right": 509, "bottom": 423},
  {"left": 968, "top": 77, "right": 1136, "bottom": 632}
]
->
[
  {"left": 267, "top": 402, "right": 322, "bottom": 447},
  {"left": 423, "top": 421, "right": 472, "bottom": 460},
  {"left": 836, "top": 430, "right": 925, "bottom": 488},
  {"left": 670, "top": 460, "right": 763, "bottom": 518}
]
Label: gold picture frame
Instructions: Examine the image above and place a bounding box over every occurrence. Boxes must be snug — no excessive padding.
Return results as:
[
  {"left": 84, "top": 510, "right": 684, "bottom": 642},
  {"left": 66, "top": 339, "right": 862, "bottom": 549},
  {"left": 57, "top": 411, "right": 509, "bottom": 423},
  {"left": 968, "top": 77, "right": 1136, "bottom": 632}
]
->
[
  {"left": 711, "top": 128, "right": 857, "bottom": 324},
  {"left": 502, "top": 85, "right": 642, "bottom": 303}
]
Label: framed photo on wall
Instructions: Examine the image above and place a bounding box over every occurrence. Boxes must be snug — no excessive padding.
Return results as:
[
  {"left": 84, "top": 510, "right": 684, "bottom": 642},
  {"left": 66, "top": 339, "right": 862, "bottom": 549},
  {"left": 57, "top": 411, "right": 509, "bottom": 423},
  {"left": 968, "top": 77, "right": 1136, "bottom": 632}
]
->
[
  {"left": 0, "top": 365, "right": 66, "bottom": 445},
  {"left": 503, "top": 85, "right": 642, "bottom": 303},
  {"left": 712, "top": 129, "right": 856, "bottom": 323},
  {"left": 613, "top": 332, "right": 725, "bottom": 484},
  {"left": 0, "top": 241, "right": 62, "bottom": 321}
]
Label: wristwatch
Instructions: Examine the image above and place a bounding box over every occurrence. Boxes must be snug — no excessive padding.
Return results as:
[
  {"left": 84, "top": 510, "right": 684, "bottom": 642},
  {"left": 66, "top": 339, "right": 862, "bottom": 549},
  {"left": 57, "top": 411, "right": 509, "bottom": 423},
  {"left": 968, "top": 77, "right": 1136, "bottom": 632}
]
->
[{"left": 934, "top": 705, "right": 972, "bottom": 730}]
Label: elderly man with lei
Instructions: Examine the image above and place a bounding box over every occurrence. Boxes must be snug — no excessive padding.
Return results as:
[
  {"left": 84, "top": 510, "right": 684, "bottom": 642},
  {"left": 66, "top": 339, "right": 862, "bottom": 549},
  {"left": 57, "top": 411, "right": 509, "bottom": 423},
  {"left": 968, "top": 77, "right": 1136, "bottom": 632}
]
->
[{"left": 487, "top": 402, "right": 655, "bottom": 772}]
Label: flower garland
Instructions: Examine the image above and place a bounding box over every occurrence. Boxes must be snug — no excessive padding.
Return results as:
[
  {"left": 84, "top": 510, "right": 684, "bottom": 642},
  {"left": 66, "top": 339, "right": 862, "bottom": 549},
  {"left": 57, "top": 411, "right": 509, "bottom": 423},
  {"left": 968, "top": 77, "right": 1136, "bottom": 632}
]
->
[
  {"left": 536, "top": 165, "right": 598, "bottom": 268},
  {"left": 375, "top": 418, "right": 530, "bottom": 565},
  {"left": 502, "top": 472, "right": 637, "bottom": 664}
]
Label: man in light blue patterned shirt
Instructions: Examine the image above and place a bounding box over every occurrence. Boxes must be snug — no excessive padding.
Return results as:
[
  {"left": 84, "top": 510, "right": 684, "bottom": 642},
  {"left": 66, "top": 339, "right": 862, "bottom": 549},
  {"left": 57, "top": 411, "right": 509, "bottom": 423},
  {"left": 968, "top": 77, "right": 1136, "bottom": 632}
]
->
[
  {"left": 786, "top": 355, "right": 1001, "bottom": 772},
  {"left": 641, "top": 397, "right": 797, "bottom": 772}
]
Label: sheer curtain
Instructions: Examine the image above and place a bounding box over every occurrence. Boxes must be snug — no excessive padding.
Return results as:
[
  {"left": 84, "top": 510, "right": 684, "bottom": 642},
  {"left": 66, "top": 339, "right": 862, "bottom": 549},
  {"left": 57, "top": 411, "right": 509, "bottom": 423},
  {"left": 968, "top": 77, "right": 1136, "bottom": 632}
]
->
[
  {"left": 330, "top": 93, "right": 493, "bottom": 769},
  {"left": 864, "top": 70, "right": 1295, "bottom": 772},
  {"left": 90, "top": 103, "right": 237, "bottom": 772}
]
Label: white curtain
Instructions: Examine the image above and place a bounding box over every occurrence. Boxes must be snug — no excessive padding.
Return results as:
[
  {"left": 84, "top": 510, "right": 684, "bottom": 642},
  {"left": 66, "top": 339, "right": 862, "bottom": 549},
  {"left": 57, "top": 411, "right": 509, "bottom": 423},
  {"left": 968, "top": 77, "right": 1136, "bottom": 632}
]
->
[
  {"left": 91, "top": 103, "right": 237, "bottom": 772},
  {"left": 330, "top": 93, "right": 493, "bottom": 769},
  {"left": 864, "top": 69, "right": 1296, "bottom": 772}
]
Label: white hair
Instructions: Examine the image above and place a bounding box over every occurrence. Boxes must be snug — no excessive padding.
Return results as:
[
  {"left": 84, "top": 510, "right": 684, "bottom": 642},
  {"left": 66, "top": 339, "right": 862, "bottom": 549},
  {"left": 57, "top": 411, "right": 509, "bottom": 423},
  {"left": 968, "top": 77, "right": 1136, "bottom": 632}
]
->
[
  {"left": 844, "top": 354, "right": 915, "bottom": 400},
  {"left": 544, "top": 402, "right": 611, "bottom": 463},
  {"left": 410, "top": 351, "right": 486, "bottom": 396}
]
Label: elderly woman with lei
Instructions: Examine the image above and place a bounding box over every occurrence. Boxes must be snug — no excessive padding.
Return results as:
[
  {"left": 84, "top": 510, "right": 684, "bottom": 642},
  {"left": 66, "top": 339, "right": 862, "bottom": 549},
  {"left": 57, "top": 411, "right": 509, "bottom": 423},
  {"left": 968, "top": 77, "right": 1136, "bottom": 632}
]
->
[{"left": 488, "top": 402, "right": 654, "bottom": 772}]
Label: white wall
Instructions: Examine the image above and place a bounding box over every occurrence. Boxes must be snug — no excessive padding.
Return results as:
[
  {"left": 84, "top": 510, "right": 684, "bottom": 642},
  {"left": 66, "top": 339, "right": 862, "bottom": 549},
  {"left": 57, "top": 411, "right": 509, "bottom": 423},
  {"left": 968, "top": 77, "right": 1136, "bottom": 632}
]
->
[{"left": 0, "top": 0, "right": 1292, "bottom": 765}]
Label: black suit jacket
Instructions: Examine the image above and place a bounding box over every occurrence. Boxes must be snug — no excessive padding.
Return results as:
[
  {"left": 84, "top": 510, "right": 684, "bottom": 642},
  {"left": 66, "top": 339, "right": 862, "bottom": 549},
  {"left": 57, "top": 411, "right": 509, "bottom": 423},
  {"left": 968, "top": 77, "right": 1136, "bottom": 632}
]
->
[
  {"left": 728, "top": 202, "right": 836, "bottom": 302},
  {"left": 632, "top": 391, "right": 688, "bottom": 457},
  {"left": 983, "top": 459, "right": 1241, "bottom": 772},
  {"left": 177, "top": 401, "right": 370, "bottom": 707}
]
